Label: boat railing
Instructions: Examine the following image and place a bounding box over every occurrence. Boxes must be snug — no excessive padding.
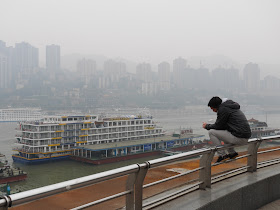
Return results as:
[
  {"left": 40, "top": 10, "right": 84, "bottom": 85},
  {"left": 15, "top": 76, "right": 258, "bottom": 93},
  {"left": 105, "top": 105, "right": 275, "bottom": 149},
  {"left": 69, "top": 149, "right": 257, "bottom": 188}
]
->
[{"left": 2, "top": 135, "right": 280, "bottom": 209}]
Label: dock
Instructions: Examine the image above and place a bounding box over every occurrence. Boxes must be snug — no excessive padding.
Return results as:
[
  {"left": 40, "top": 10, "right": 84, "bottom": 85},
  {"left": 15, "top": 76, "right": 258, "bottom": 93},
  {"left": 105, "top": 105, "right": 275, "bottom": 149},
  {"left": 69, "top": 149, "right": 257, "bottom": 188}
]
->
[{"left": 71, "top": 134, "right": 205, "bottom": 164}]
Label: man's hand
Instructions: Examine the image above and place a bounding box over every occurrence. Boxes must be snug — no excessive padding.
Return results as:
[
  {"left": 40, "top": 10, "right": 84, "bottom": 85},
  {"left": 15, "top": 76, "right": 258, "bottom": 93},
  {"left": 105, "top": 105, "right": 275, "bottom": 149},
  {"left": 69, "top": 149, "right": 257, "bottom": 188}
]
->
[{"left": 202, "top": 122, "right": 207, "bottom": 129}]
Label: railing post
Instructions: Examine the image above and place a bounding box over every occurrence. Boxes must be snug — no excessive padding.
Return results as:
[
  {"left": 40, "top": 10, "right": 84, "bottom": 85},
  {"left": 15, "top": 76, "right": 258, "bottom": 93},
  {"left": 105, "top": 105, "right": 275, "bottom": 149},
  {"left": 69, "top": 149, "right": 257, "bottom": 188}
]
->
[
  {"left": 0, "top": 196, "right": 11, "bottom": 210},
  {"left": 126, "top": 172, "right": 137, "bottom": 210},
  {"left": 0, "top": 205, "right": 8, "bottom": 210},
  {"left": 247, "top": 140, "right": 262, "bottom": 172},
  {"left": 134, "top": 162, "right": 149, "bottom": 210},
  {"left": 199, "top": 149, "right": 215, "bottom": 189}
]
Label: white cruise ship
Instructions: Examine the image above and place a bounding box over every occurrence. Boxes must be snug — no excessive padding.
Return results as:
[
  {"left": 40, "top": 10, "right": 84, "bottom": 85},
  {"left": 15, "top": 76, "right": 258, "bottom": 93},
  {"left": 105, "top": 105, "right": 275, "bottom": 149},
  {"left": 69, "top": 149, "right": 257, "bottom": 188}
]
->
[
  {"left": 0, "top": 108, "right": 43, "bottom": 122},
  {"left": 13, "top": 114, "right": 164, "bottom": 163}
]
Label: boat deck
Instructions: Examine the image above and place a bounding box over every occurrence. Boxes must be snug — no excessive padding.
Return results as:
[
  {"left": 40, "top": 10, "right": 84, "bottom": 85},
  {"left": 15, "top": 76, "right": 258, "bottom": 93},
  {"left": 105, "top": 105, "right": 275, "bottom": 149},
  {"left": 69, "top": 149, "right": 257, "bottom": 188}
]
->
[{"left": 75, "top": 134, "right": 204, "bottom": 151}]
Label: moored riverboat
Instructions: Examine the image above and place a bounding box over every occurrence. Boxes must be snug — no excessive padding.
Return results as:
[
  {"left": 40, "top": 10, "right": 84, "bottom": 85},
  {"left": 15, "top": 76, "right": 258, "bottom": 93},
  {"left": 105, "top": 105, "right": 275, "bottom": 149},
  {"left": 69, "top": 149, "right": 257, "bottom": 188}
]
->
[
  {"left": 13, "top": 114, "right": 165, "bottom": 164},
  {"left": 248, "top": 118, "right": 279, "bottom": 138},
  {"left": 0, "top": 154, "right": 27, "bottom": 184},
  {"left": 71, "top": 132, "right": 206, "bottom": 165},
  {"left": 13, "top": 114, "right": 207, "bottom": 164}
]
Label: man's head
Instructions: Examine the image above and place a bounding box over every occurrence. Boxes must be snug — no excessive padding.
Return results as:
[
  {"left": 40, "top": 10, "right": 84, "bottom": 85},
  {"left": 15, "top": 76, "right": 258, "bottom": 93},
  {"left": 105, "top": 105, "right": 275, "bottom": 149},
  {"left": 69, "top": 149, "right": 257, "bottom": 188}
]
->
[{"left": 208, "top": 96, "right": 222, "bottom": 112}]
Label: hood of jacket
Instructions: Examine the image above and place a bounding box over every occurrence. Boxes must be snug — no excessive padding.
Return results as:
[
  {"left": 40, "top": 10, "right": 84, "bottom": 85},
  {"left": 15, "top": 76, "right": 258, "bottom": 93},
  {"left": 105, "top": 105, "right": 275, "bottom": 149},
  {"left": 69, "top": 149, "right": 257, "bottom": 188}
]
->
[{"left": 220, "top": 99, "right": 240, "bottom": 110}]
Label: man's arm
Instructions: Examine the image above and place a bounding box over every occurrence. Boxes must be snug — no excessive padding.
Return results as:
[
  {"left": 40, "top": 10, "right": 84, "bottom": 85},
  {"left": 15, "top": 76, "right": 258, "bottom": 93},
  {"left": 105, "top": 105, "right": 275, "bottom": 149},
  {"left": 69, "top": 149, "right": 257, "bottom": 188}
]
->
[{"left": 205, "top": 107, "right": 229, "bottom": 130}]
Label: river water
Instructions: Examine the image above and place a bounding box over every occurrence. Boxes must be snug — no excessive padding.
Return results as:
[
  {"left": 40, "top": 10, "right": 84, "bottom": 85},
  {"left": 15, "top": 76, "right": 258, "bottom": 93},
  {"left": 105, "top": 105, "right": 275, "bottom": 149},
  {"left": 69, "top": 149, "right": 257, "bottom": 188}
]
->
[{"left": 0, "top": 106, "right": 279, "bottom": 193}]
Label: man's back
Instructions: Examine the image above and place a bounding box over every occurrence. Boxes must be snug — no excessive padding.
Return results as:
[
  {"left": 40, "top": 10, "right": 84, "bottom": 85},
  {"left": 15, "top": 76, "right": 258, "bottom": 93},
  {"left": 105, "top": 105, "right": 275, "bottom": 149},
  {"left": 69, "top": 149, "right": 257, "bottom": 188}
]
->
[{"left": 219, "top": 100, "right": 251, "bottom": 138}]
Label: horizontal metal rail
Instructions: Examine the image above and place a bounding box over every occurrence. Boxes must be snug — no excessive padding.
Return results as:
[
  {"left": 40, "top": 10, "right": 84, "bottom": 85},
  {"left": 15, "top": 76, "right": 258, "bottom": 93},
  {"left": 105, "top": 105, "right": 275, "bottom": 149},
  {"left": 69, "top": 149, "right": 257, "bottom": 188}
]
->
[
  {"left": 147, "top": 148, "right": 210, "bottom": 168},
  {"left": 143, "top": 182, "right": 202, "bottom": 209},
  {"left": 248, "top": 135, "right": 280, "bottom": 142},
  {"left": 257, "top": 158, "right": 280, "bottom": 167},
  {"left": 1, "top": 164, "right": 140, "bottom": 207},
  {"left": 143, "top": 167, "right": 203, "bottom": 189},
  {"left": 212, "top": 154, "right": 250, "bottom": 166},
  {"left": 211, "top": 166, "right": 249, "bottom": 181},
  {"left": 258, "top": 147, "right": 280, "bottom": 154},
  {"left": 0, "top": 198, "right": 7, "bottom": 207},
  {"left": 71, "top": 190, "right": 131, "bottom": 210}
]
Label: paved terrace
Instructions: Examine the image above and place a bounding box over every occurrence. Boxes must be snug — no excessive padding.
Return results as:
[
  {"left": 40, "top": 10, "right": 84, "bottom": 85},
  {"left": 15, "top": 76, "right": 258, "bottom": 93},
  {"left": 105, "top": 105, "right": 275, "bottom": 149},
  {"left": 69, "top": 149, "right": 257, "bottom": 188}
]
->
[{"left": 151, "top": 157, "right": 280, "bottom": 210}]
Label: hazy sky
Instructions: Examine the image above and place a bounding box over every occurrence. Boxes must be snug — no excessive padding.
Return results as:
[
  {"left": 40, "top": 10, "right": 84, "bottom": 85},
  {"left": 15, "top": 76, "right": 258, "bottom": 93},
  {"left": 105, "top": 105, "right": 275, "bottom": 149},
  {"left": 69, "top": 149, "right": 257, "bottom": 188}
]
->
[{"left": 1, "top": 0, "right": 280, "bottom": 65}]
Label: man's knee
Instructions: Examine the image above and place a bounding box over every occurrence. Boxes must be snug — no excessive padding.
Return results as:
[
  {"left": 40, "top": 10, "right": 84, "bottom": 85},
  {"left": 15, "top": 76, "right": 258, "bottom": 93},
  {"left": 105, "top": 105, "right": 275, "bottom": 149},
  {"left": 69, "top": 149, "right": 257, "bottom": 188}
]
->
[{"left": 208, "top": 129, "right": 216, "bottom": 136}]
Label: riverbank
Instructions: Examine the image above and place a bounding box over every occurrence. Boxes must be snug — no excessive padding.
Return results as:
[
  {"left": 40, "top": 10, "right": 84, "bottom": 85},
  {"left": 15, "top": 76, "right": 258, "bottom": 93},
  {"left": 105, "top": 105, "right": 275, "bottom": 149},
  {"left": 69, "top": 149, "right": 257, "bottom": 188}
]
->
[{"left": 11, "top": 145, "right": 280, "bottom": 210}]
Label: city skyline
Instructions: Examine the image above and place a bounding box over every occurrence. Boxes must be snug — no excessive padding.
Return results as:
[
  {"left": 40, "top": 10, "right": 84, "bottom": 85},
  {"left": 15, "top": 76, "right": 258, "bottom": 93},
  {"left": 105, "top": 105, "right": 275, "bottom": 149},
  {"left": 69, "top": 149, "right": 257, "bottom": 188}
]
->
[
  {"left": 1, "top": 39, "right": 279, "bottom": 78},
  {"left": 1, "top": 36, "right": 280, "bottom": 110},
  {"left": 1, "top": 0, "right": 279, "bottom": 67},
  {"left": 1, "top": 38, "right": 279, "bottom": 91}
]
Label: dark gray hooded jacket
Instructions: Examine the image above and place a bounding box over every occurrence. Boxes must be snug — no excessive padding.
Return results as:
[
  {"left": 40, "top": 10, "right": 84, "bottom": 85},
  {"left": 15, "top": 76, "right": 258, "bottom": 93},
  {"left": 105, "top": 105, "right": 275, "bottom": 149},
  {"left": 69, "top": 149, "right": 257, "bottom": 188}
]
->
[{"left": 205, "top": 100, "right": 251, "bottom": 138}]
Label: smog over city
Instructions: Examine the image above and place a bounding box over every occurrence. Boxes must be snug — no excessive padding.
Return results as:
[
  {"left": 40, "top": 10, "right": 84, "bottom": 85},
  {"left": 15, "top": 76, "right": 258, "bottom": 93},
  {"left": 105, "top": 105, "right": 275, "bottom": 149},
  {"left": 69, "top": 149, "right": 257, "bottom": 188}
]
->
[
  {"left": 0, "top": 0, "right": 280, "bottom": 112},
  {"left": 3, "top": 1, "right": 280, "bottom": 208}
]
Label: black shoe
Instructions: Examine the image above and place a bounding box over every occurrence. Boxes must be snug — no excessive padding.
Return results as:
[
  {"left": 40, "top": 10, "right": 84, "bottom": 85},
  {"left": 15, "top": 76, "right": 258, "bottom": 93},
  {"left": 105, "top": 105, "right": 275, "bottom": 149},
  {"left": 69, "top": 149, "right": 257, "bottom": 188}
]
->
[
  {"left": 216, "top": 154, "right": 229, "bottom": 163},
  {"left": 228, "top": 152, "right": 238, "bottom": 159}
]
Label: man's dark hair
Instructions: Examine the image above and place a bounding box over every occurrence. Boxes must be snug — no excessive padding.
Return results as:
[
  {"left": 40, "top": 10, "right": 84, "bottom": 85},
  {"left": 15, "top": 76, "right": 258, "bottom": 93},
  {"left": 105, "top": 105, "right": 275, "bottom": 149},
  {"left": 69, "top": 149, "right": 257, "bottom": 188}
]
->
[{"left": 208, "top": 96, "right": 222, "bottom": 108}]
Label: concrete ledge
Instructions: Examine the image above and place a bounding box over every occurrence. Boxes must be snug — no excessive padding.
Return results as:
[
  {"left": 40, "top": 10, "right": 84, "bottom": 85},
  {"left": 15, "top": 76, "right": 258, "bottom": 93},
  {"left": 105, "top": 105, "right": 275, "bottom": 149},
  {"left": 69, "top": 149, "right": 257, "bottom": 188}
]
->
[{"left": 152, "top": 163, "right": 280, "bottom": 210}]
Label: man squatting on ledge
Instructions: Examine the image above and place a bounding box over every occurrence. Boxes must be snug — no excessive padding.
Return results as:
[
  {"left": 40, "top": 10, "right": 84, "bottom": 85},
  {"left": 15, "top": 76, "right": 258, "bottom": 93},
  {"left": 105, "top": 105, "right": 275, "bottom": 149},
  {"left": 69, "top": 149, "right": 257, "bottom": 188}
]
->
[{"left": 202, "top": 96, "right": 252, "bottom": 163}]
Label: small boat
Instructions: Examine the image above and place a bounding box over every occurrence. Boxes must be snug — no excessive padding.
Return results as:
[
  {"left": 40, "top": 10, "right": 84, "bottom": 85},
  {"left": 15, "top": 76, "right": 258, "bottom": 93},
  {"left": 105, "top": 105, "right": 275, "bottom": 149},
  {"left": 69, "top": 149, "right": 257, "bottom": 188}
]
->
[
  {"left": 248, "top": 118, "right": 279, "bottom": 139},
  {"left": 0, "top": 154, "right": 27, "bottom": 184}
]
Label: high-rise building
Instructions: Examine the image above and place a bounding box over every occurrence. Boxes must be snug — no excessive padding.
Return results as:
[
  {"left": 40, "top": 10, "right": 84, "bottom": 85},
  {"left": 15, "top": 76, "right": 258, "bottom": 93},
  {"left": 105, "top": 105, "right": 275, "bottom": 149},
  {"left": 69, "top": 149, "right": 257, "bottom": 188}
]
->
[
  {"left": 227, "top": 67, "right": 240, "bottom": 90},
  {"left": 141, "top": 82, "right": 157, "bottom": 96},
  {"left": 212, "top": 66, "right": 227, "bottom": 90},
  {"left": 103, "top": 59, "right": 126, "bottom": 84},
  {"left": 0, "top": 41, "right": 14, "bottom": 89},
  {"left": 104, "top": 60, "right": 126, "bottom": 75},
  {"left": 0, "top": 52, "right": 8, "bottom": 89},
  {"left": 263, "top": 75, "right": 280, "bottom": 91},
  {"left": 77, "top": 58, "right": 96, "bottom": 86},
  {"left": 243, "top": 63, "right": 260, "bottom": 92},
  {"left": 136, "top": 62, "right": 152, "bottom": 83},
  {"left": 173, "top": 57, "right": 187, "bottom": 89},
  {"left": 46, "top": 44, "right": 60, "bottom": 70},
  {"left": 15, "top": 42, "right": 39, "bottom": 75},
  {"left": 158, "top": 62, "right": 170, "bottom": 91},
  {"left": 195, "top": 66, "right": 210, "bottom": 90},
  {"left": 212, "top": 67, "right": 240, "bottom": 91},
  {"left": 46, "top": 44, "right": 60, "bottom": 80},
  {"left": 98, "top": 76, "right": 110, "bottom": 89},
  {"left": 0, "top": 40, "right": 7, "bottom": 53},
  {"left": 184, "top": 66, "right": 195, "bottom": 89}
]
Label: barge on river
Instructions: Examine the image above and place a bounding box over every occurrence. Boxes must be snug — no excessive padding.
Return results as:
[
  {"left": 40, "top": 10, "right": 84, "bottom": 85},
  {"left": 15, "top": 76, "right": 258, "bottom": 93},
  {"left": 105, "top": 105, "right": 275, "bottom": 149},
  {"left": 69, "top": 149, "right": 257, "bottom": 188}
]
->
[
  {"left": 71, "top": 133, "right": 205, "bottom": 165},
  {"left": 0, "top": 154, "right": 27, "bottom": 184},
  {"left": 248, "top": 118, "right": 280, "bottom": 138}
]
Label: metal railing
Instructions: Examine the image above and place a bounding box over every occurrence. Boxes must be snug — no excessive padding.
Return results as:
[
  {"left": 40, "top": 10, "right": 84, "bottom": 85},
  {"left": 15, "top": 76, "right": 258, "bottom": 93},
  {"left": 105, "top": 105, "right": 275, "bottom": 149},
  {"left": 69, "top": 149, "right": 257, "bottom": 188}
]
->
[{"left": 1, "top": 135, "right": 280, "bottom": 210}]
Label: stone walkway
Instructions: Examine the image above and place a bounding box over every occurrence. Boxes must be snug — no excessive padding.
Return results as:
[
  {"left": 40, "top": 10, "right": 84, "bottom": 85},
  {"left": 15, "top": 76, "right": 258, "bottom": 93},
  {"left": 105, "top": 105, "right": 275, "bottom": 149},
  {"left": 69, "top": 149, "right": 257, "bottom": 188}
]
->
[{"left": 259, "top": 199, "right": 280, "bottom": 210}]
